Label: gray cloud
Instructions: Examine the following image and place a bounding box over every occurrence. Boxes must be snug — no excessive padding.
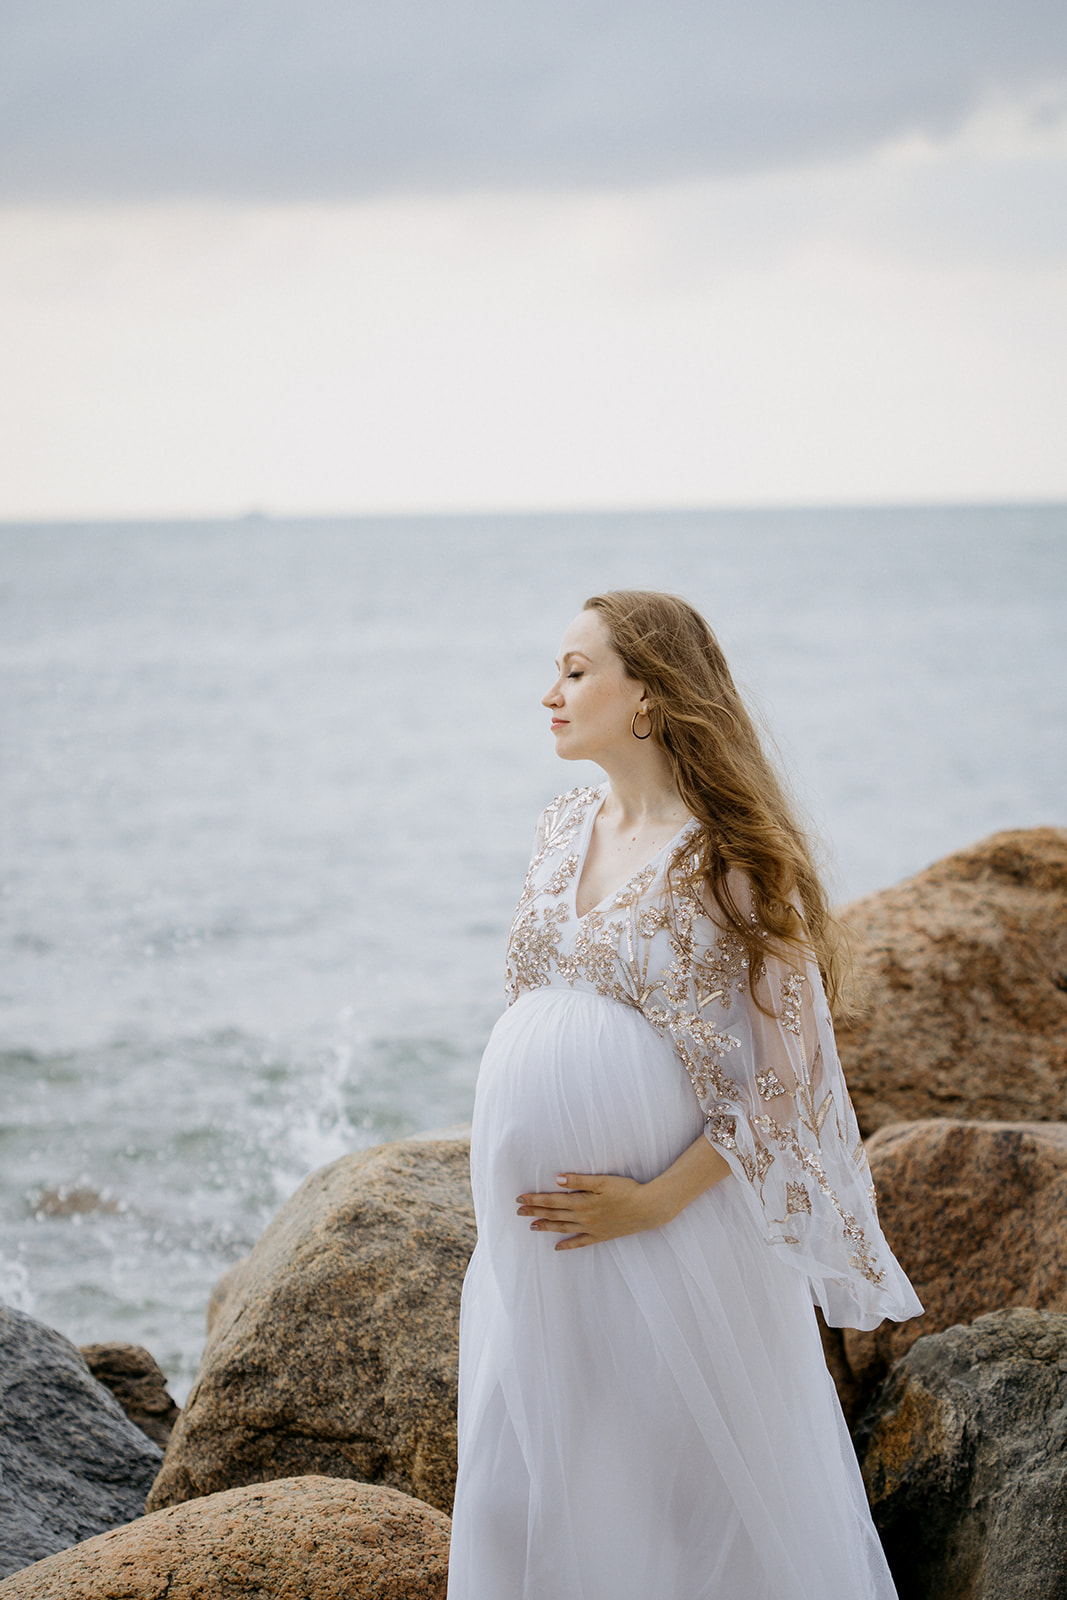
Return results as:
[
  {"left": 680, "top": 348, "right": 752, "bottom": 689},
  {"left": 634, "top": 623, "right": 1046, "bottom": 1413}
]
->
[{"left": 1, "top": 0, "right": 1066, "bottom": 200}]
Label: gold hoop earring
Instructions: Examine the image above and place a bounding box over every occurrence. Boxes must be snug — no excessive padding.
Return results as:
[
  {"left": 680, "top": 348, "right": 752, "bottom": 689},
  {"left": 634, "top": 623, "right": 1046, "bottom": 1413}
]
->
[{"left": 631, "top": 707, "right": 653, "bottom": 740}]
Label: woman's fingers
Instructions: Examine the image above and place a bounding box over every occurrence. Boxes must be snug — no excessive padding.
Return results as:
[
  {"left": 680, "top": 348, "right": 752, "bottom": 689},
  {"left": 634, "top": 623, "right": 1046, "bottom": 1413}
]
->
[
  {"left": 518, "top": 1204, "right": 586, "bottom": 1226},
  {"left": 515, "top": 1174, "right": 604, "bottom": 1210},
  {"left": 516, "top": 1173, "right": 648, "bottom": 1245}
]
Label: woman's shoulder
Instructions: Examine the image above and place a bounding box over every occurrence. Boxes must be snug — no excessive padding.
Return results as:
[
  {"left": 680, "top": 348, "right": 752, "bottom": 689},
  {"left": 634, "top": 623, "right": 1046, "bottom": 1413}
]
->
[{"left": 534, "top": 782, "right": 603, "bottom": 834}]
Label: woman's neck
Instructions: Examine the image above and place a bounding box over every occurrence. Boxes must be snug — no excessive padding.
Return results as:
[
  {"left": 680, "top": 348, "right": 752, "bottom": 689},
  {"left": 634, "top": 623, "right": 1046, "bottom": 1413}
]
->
[{"left": 594, "top": 748, "right": 688, "bottom": 831}]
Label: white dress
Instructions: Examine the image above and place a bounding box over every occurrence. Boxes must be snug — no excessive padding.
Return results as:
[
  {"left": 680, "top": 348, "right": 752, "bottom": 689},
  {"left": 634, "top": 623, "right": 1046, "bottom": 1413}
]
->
[{"left": 448, "top": 785, "right": 921, "bottom": 1600}]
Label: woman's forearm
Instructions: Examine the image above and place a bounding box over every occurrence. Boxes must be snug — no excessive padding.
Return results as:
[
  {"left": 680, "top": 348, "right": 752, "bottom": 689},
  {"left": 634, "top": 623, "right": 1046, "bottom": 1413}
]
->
[
  {"left": 517, "top": 1133, "right": 731, "bottom": 1248},
  {"left": 641, "top": 1132, "right": 731, "bottom": 1226}
]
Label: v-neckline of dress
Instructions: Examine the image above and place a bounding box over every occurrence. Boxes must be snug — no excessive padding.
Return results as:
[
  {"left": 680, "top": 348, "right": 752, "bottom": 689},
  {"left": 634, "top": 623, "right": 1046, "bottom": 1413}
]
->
[{"left": 572, "top": 786, "right": 697, "bottom": 923}]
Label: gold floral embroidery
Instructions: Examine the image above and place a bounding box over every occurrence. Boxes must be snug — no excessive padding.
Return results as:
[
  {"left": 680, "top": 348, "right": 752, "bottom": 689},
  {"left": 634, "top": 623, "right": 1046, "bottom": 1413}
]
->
[
  {"left": 544, "top": 854, "right": 579, "bottom": 897},
  {"left": 693, "top": 929, "right": 749, "bottom": 1012},
  {"left": 794, "top": 1041, "right": 834, "bottom": 1142},
  {"left": 535, "top": 784, "right": 600, "bottom": 856},
  {"left": 505, "top": 903, "right": 569, "bottom": 1003},
  {"left": 780, "top": 971, "right": 805, "bottom": 1036},
  {"left": 756, "top": 1069, "right": 788, "bottom": 1100},
  {"left": 705, "top": 1111, "right": 738, "bottom": 1147},
  {"left": 638, "top": 906, "right": 671, "bottom": 938},
  {"left": 514, "top": 786, "right": 599, "bottom": 915},
  {"left": 752, "top": 1115, "right": 886, "bottom": 1286},
  {"left": 560, "top": 906, "right": 623, "bottom": 998},
  {"left": 660, "top": 1022, "right": 743, "bottom": 1101},
  {"left": 503, "top": 784, "right": 893, "bottom": 1302},
  {"left": 609, "top": 863, "right": 658, "bottom": 909}
]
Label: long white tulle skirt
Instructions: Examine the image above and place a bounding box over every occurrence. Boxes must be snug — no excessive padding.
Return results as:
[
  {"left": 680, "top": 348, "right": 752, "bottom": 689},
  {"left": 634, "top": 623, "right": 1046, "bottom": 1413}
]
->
[{"left": 447, "top": 987, "right": 897, "bottom": 1600}]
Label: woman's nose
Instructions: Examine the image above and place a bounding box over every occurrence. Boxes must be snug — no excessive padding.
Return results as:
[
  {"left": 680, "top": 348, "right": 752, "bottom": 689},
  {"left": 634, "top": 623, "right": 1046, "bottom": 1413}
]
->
[{"left": 542, "top": 680, "right": 562, "bottom": 707}]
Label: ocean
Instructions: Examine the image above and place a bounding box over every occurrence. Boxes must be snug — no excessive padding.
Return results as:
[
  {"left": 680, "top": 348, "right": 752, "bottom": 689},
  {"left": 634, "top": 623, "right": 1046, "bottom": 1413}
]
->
[{"left": 1, "top": 505, "right": 1064, "bottom": 1400}]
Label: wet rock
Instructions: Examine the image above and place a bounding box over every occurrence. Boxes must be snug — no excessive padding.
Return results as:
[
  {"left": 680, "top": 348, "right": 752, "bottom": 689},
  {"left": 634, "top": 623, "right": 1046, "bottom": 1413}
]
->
[
  {"left": 32, "top": 1186, "right": 120, "bottom": 1218},
  {"left": 148, "top": 1134, "right": 476, "bottom": 1516},
  {"left": 836, "top": 827, "right": 1067, "bottom": 1135},
  {"left": 78, "top": 1344, "right": 180, "bottom": 1450},
  {"left": 0, "top": 1475, "right": 450, "bottom": 1599},
  {"left": 858, "top": 1308, "right": 1067, "bottom": 1600},
  {"left": 0, "top": 1307, "right": 163, "bottom": 1580},
  {"left": 837, "top": 1119, "right": 1067, "bottom": 1411}
]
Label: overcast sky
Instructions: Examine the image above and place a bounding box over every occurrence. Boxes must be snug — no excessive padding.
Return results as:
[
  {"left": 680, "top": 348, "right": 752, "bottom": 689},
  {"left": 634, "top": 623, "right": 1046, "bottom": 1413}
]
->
[{"left": 1, "top": 0, "right": 1066, "bottom": 516}]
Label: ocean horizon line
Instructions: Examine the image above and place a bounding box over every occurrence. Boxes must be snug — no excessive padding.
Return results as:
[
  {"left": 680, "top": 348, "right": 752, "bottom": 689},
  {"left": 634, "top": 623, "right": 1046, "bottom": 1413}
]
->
[{"left": 1, "top": 495, "right": 1066, "bottom": 532}]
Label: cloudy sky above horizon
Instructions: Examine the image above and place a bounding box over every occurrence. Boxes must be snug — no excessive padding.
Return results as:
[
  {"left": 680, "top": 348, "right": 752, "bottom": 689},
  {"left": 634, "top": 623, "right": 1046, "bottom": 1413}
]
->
[{"left": 2, "top": 0, "right": 1066, "bottom": 517}]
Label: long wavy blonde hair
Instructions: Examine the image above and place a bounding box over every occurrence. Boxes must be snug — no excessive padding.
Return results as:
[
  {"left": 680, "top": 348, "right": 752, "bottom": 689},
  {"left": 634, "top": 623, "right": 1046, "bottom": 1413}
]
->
[{"left": 584, "top": 589, "right": 851, "bottom": 1016}]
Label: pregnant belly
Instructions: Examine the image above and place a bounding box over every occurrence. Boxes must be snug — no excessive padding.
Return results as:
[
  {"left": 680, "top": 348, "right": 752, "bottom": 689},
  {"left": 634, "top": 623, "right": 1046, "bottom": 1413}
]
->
[{"left": 470, "top": 986, "right": 704, "bottom": 1222}]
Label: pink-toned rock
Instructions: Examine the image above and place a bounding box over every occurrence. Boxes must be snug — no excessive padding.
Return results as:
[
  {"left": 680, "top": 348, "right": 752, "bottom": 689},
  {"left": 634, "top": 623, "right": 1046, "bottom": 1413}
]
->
[
  {"left": 0, "top": 1476, "right": 450, "bottom": 1599},
  {"left": 832, "top": 1118, "right": 1067, "bottom": 1415},
  {"left": 836, "top": 828, "right": 1067, "bottom": 1135},
  {"left": 148, "top": 1136, "right": 475, "bottom": 1516}
]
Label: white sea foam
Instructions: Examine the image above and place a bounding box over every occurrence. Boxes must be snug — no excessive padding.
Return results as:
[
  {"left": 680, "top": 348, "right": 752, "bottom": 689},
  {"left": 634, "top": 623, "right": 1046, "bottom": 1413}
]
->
[{"left": 0, "top": 1251, "right": 34, "bottom": 1314}]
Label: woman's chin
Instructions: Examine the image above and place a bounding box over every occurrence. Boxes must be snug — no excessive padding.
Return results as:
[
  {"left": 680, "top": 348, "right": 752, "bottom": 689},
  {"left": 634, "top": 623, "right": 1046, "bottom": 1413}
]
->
[{"left": 554, "top": 742, "right": 585, "bottom": 763}]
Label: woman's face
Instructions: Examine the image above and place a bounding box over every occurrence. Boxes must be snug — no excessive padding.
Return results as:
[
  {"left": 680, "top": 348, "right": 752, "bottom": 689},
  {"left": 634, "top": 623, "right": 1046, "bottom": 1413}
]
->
[{"left": 542, "top": 609, "right": 645, "bottom": 764}]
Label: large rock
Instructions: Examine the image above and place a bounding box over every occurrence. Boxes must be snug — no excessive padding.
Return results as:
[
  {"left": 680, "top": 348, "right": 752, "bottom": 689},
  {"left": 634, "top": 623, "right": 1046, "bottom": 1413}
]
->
[
  {"left": 858, "top": 1308, "right": 1067, "bottom": 1600},
  {"left": 78, "top": 1344, "right": 180, "bottom": 1449},
  {"left": 819, "top": 1118, "right": 1067, "bottom": 1422},
  {"left": 836, "top": 828, "right": 1067, "bottom": 1135},
  {"left": 148, "top": 1135, "right": 476, "bottom": 1516},
  {"left": 0, "top": 1307, "right": 163, "bottom": 1580},
  {"left": 0, "top": 1476, "right": 450, "bottom": 1599}
]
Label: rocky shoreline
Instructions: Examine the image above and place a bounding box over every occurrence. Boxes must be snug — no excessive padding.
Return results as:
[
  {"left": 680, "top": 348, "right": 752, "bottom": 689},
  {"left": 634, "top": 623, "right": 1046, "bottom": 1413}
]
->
[{"left": 2, "top": 826, "right": 1065, "bottom": 1598}]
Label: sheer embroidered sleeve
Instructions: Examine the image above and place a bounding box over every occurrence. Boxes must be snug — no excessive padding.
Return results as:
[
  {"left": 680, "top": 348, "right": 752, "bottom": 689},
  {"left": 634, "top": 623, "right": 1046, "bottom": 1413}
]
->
[{"left": 643, "top": 875, "right": 922, "bottom": 1331}]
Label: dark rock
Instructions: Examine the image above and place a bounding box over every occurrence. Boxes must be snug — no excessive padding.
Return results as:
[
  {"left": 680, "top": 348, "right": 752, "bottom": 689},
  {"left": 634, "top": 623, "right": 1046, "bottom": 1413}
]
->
[
  {"left": 836, "top": 828, "right": 1067, "bottom": 1135},
  {"left": 78, "top": 1344, "right": 180, "bottom": 1450},
  {"left": 0, "top": 1306, "right": 163, "bottom": 1580},
  {"left": 147, "top": 1134, "right": 476, "bottom": 1516},
  {"left": 0, "top": 1475, "right": 451, "bottom": 1599},
  {"left": 858, "top": 1307, "right": 1067, "bottom": 1600}
]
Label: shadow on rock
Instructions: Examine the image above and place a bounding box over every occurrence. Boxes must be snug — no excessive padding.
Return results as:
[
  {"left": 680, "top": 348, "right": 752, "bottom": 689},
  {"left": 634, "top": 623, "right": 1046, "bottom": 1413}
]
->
[{"left": 78, "top": 1344, "right": 180, "bottom": 1450}]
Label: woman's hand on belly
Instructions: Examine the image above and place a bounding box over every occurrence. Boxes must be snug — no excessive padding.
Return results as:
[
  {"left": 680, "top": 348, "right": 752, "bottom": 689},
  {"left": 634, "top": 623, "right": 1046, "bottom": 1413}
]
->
[{"left": 516, "top": 1135, "right": 730, "bottom": 1251}]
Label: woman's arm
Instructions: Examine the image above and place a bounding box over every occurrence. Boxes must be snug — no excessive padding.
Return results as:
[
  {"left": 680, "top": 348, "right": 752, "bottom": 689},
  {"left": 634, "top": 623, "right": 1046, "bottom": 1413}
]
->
[{"left": 516, "top": 1134, "right": 730, "bottom": 1251}]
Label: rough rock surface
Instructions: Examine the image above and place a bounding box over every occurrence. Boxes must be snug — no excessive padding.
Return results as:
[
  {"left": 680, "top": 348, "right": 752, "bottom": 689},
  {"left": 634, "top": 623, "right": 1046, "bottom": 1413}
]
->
[
  {"left": 833, "top": 1119, "right": 1067, "bottom": 1413},
  {"left": 148, "top": 1135, "right": 476, "bottom": 1516},
  {"left": 836, "top": 828, "right": 1067, "bottom": 1135},
  {"left": 79, "top": 1344, "right": 180, "bottom": 1449},
  {"left": 0, "top": 1475, "right": 450, "bottom": 1600},
  {"left": 858, "top": 1308, "right": 1067, "bottom": 1600},
  {"left": 0, "top": 1307, "right": 163, "bottom": 1580}
]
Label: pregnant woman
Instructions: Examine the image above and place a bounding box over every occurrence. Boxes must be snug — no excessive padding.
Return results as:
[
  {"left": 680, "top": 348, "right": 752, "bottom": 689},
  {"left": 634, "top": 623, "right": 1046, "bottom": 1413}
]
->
[{"left": 447, "top": 589, "right": 921, "bottom": 1600}]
